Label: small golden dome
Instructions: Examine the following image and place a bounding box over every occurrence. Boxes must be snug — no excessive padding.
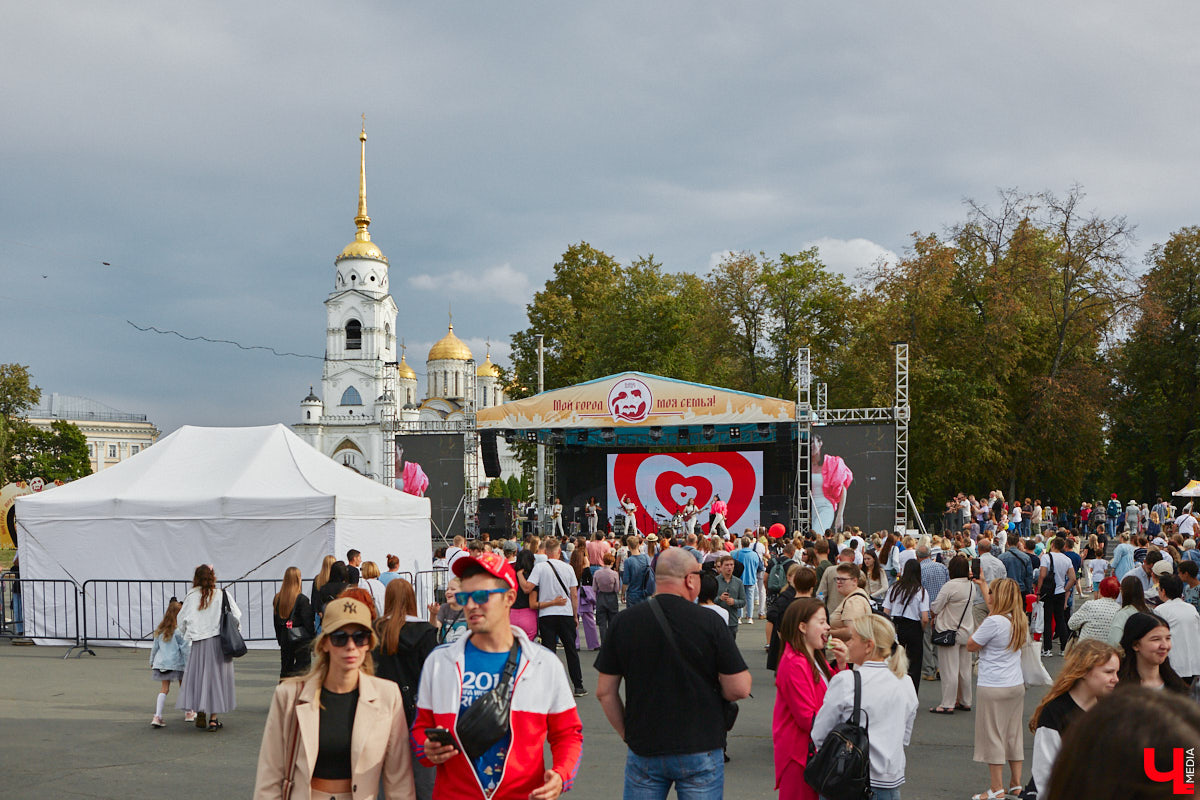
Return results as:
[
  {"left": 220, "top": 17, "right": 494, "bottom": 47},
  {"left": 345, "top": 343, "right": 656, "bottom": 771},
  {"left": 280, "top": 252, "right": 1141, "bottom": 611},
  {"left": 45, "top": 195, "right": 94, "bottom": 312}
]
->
[
  {"left": 428, "top": 324, "right": 473, "bottom": 362},
  {"left": 396, "top": 356, "right": 416, "bottom": 380},
  {"left": 477, "top": 352, "right": 500, "bottom": 378},
  {"left": 338, "top": 238, "right": 387, "bottom": 262}
]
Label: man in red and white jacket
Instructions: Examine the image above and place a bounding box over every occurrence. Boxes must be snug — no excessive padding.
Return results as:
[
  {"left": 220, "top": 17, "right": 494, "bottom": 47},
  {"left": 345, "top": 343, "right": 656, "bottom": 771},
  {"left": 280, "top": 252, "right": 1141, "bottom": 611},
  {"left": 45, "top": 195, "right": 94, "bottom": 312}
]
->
[{"left": 413, "top": 551, "right": 583, "bottom": 800}]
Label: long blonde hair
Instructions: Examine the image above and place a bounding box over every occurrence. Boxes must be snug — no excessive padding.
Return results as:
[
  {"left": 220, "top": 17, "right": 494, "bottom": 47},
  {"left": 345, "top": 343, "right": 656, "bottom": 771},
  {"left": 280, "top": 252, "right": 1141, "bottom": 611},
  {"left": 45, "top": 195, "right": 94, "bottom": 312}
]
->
[
  {"left": 1029, "top": 639, "right": 1121, "bottom": 732},
  {"left": 274, "top": 566, "right": 303, "bottom": 620},
  {"left": 849, "top": 614, "right": 908, "bottom": 679},
  {"left": 314, "top": 555, "right": 336, "bottom": 592},
  {"left": 988, "top": 578, "right": 1029, "bottom": 652}
]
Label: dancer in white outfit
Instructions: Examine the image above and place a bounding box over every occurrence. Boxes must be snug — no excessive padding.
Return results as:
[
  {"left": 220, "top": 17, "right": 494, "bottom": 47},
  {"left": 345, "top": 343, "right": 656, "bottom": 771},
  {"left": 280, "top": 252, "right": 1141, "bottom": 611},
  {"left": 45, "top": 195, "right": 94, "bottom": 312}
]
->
[
  {"left": 683, "top": 499, "right": 700, "bottom": 536},
  {"left": 586, "top": 496, "right": 601, "bottom": 535},
  {"left": 621, "top": 494, "right": 639, "bottom": 535},
  {"left": 551, "top": 496, "right": 565, "bottom": 537}
]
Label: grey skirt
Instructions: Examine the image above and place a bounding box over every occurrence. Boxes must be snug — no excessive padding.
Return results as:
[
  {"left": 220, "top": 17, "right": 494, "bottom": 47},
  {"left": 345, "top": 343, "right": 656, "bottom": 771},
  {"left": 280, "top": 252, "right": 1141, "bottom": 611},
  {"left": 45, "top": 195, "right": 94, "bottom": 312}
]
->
[
  {"left": 152, "top": 669, "right": 184, "bottom": 681},
  {"left": 176, "top": 635, "right": 236, "bottom": 714}
]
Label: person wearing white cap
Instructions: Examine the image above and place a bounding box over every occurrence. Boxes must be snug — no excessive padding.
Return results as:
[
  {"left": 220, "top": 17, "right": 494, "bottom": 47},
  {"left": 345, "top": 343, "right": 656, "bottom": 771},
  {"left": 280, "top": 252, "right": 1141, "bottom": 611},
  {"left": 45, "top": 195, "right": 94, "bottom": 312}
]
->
[{"left": 253, "top": 597, "right": 416, "bottom": 800}]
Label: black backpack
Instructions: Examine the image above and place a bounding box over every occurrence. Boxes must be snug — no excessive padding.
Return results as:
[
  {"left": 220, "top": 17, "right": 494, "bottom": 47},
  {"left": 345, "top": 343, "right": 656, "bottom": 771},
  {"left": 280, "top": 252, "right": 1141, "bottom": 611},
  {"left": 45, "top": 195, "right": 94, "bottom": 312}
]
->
[{"left": 805, "top": 669, "right": 872, "bottom": 800}]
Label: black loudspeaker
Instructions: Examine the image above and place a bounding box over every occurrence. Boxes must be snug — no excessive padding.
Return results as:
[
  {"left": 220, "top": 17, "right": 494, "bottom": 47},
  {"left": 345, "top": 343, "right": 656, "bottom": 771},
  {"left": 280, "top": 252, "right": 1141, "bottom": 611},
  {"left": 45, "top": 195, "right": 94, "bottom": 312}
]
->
[
  {"left": 480, "top": 430, "right": 501, "bottom": 478},
  {"left": 478, "top": 497, "right": 512, "bottom": 538},
  {"left": 760, "top": 494, "right": 792, "bottom": 527}
]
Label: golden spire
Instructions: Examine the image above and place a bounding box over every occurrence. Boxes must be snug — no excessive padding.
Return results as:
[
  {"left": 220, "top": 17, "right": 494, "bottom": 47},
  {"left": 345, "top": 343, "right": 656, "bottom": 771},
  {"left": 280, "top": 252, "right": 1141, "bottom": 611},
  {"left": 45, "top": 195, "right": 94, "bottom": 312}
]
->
[
  {"left": 337, "top": 115, "right": 387, "bottom": 263},
  {"left": 355, "top": 114, "right": 370, "bottom": 235}
]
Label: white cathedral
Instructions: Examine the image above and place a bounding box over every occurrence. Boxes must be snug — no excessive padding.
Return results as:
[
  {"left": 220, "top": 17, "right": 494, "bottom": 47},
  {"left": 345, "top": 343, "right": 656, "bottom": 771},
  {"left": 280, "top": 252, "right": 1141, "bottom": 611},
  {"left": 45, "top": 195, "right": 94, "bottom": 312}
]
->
[{"left": 292, "top": 125, "right": 517, "bottom": 485}]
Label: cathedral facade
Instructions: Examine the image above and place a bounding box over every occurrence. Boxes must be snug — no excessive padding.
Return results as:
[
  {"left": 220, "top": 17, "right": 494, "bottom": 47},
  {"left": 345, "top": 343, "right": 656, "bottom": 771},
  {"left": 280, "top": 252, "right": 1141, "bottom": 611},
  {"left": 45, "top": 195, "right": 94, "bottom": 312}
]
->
[{"left": 292, "top": 125, "right": 517, "bottom": 485}]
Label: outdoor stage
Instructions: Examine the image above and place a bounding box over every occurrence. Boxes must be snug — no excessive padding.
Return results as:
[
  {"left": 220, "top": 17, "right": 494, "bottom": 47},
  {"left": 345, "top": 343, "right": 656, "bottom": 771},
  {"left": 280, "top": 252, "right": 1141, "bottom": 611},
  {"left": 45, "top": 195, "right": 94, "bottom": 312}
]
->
[{"left": 477, "top": 357, "right": 911, "bottom": 536}]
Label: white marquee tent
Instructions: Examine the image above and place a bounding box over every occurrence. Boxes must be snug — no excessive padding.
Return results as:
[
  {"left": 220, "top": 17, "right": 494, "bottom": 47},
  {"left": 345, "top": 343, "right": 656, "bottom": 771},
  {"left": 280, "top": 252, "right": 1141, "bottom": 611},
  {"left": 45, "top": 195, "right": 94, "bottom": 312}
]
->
[{"left": 15, "top": 424, "right": 432, "bottom": 645}]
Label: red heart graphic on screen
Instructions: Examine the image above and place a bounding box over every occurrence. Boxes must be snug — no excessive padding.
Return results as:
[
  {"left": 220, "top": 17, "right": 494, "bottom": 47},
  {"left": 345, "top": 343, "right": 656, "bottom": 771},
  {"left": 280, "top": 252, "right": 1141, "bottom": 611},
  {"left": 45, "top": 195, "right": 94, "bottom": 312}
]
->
[
  {"left": 611, "top": 452, "right": 758, "bottom": 529},
  {"left": 654, "top": 472, "right": 714, "bottom": 512}
]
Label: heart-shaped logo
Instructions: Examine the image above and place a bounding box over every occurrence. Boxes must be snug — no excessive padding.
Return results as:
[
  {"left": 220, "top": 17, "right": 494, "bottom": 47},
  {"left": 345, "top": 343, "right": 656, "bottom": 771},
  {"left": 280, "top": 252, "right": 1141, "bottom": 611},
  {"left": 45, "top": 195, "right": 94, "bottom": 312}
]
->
[{"left": 608, "top": 452, "right": 762, "bottom": 533}]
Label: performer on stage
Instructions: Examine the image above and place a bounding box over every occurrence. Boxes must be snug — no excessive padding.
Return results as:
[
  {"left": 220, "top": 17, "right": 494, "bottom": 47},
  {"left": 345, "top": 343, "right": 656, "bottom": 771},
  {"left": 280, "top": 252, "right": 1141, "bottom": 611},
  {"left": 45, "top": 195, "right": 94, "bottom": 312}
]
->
[
  {"left": 551, "top": 496, "right": 565, "bottom": 537},
  {"left": 683, "top": 498, "right": 701, "bottom": 537},
  {"left": 620, "top": 494, "right": 639, "bottom": 535},
  {"left": 811, "top": 432, "right": 853, "bottom": 533},
  {"left": 710, "top": 495, "right": 730, "bottom": 537},
  {"left": 585, "top": 496, "right": 602, "bottom": 535}
]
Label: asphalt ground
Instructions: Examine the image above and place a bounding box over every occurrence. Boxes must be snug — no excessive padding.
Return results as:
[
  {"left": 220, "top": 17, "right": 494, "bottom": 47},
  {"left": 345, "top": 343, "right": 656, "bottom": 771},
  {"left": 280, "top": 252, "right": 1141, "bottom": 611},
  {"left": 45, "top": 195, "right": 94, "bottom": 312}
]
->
[{"left": 0, "top": 632, "right": 1054, "bottom": 799}]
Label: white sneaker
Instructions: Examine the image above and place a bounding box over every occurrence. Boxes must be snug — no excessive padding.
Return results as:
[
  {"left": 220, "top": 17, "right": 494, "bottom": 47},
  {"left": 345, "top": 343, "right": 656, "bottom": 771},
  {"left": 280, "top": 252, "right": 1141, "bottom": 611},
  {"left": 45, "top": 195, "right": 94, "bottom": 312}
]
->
[
  {"left": 151, "top": 715, "right": 165, "bottom": 728},
  {"left": 746, "top": 618, "right": 754, "bottom": 624},
  {"left": 1041, "top": 650, "right": 1053, "bottom": 657},
  {"left": 183, "top": 711, "right": 196, "bottom": 722}
]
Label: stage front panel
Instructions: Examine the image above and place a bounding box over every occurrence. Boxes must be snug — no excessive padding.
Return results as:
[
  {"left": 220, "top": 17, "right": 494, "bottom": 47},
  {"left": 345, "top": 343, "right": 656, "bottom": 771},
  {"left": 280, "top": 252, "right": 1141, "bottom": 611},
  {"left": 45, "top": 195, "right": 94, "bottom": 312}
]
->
[{"left": 607, "top": 451, "right": 764, "bottom": 534}]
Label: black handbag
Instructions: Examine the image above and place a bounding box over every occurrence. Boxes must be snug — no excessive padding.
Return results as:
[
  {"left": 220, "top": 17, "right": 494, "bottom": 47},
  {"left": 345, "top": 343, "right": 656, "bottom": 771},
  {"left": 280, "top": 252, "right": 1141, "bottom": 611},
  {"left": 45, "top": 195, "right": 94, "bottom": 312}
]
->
[
  {"left": 219, "top": 590, "right": 247, "bottom": 659},
  {"left": 455, "top": 642, "right": 520, "bottom": 761},
  {"left": 647, "top": 597, "right": 739, "bottom": 731},
  {"left": 804, "top": 669, "right": 871, "bottom": 800},
  {"left": 931, "top": 587, "right": 971, "bottom": 647}
]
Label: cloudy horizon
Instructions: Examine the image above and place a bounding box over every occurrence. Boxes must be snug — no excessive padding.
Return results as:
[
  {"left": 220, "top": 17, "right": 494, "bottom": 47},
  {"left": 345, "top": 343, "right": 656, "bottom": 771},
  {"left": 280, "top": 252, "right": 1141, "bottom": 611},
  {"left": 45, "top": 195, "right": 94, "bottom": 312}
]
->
[{"left": 3, "top": 2, "right": 1197, "bottom": 435}]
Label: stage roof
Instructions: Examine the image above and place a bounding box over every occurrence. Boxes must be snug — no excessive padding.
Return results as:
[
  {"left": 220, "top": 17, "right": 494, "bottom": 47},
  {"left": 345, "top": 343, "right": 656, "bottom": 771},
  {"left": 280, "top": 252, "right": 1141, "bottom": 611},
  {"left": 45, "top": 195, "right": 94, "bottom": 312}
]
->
[{"left": 477, "top": 372, "right": 796, "bottom": 430}]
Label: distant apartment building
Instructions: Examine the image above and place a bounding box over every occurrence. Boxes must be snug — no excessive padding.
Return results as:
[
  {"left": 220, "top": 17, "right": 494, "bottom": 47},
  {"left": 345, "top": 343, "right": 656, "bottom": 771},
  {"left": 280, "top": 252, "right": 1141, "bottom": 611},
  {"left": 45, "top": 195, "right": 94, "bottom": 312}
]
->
[{"left": 25, "top": 393, "right": 161, "bottom": 473}]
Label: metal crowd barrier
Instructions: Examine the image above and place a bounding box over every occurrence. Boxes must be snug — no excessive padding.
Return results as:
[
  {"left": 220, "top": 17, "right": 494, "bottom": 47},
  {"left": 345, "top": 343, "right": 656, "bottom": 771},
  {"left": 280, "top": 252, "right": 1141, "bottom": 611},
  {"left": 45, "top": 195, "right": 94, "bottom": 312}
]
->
[
  {"left": 413, "top": 568, "right": 449, "bottom": 611},
  {"left": 1, "top": 574, "right": 85, "bottom": 657},
  {"left": 79, "top": 578, "right": 283, "bottom": 655}
]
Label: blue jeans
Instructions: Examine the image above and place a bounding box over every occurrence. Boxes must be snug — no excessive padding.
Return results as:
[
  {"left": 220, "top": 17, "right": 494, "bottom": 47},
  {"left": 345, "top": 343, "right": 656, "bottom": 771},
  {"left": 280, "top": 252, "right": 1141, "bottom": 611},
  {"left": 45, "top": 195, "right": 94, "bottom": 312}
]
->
[
  {"left": 1106, "top": 518, "right": 1117, "bottom": 539},
  {"left": 12, "top": 592, "right": 22, "bottom": 636},
  {"left": 871, "top": 788, "right": 902, "bottom": 800},
  {"left": 624, "top": 748, "right": 724, "bottom": 800},
  {"left": 742, "top": 583, "right": 757, "bottom": 619}
]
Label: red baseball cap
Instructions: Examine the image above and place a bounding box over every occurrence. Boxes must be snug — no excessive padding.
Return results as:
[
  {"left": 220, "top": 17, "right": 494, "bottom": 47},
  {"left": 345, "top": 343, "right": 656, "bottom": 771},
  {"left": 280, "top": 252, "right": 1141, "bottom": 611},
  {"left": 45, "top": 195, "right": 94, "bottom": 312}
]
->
[
  {"left": 451, "top": 550, "right": 517, "bottom": 590},
  {"left": 1111, "top": 493, "right": 1118, "bottom": 499}
]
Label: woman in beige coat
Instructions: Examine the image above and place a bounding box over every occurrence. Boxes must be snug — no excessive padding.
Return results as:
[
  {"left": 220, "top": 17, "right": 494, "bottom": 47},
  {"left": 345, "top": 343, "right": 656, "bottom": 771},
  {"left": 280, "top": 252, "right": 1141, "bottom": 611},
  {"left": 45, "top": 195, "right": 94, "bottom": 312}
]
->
[
  {"left": 930, "top": 555, "right": 978, "bottom": 714},
  {"left": 254, "top": 597, "right": 416, "bottom": 800}
]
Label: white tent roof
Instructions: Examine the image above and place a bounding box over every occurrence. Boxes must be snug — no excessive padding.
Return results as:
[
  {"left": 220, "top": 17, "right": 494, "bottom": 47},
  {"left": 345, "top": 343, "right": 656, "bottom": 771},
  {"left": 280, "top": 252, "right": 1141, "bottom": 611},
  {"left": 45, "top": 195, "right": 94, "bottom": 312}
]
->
[
  {"left": 1174, "top": 479, "right": 1200, "bottom": 498},
  {"left": 17, "top": 424, "right": 428, "bottom": 521}
]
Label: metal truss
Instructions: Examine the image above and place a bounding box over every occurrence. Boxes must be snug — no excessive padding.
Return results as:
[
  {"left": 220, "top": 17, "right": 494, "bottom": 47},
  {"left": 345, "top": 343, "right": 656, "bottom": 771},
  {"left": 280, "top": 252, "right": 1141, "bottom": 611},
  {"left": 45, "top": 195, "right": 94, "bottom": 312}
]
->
[
  {"left": 796, "top": 347, "right": 811, "bottom": 533},
  {"left": 894, "top": 343, "right": 910, "bottom": 534}
]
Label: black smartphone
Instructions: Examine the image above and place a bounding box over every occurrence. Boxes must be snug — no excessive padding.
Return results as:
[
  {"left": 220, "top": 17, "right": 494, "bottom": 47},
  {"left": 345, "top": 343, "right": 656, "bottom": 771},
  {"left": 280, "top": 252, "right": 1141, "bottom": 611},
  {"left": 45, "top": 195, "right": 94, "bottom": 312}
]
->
[
  {"left": 971, "top": 558, "right": 981, "bottom": 578},
  {"left": 424, "top": 728, "right": 456, "bottom": 747}
]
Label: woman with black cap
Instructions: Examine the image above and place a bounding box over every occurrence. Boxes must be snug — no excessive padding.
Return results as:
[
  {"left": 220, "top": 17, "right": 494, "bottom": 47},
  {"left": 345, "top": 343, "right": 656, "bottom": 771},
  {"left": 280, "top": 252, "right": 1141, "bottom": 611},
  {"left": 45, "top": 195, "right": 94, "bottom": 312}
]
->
[{"left": 253, "top": 597, "right": 416, "bottom": 799}]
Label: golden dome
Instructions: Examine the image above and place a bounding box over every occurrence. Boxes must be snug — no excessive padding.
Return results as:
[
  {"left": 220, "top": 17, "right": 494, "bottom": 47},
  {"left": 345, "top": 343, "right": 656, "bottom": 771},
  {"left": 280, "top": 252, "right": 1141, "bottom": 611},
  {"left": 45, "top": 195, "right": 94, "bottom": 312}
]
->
[
  {"left": 335, "top": 121, "right": 388, "bottom": 264},
  {"left": 476, "top": 351, "right": 500, "bottom": 378},
  {"left": 428, "top": 324, "right": 473, "bottom": 361},
  {"left": 396, "top": 355, "right": 416, "bottom": 380}
]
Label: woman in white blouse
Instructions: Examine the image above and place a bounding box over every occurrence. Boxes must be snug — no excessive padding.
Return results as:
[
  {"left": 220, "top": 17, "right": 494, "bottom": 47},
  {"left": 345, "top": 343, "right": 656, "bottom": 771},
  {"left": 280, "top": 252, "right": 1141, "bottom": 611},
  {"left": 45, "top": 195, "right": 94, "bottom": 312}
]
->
[
  {"left": 1154, "top": 573, "right": 1200, "bottom": 683},
  {"left": 811, "top": 613, "right": 917, "bottom": 800},
  {"left": 966, "top": 577, "right": 1028, "bottom": 800}
]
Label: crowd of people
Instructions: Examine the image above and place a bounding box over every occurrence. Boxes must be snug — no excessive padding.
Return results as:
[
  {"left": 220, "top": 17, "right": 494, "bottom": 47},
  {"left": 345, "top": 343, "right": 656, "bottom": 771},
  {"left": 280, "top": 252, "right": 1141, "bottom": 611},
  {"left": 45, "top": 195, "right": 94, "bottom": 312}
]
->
[{"left": 115, "top": 489, "right": 1200, "bottom": 799}]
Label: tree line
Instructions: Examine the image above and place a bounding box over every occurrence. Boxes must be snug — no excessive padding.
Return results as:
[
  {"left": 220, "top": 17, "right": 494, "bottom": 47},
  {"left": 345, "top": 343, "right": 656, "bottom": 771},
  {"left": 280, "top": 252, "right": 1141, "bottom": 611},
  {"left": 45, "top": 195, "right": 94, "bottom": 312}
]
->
[
  {"left": 0, "top": 364, "right": 92, "bottom": 485},
  {"left": 507, "top": 187, "right": 1200, "bottom": 515}
]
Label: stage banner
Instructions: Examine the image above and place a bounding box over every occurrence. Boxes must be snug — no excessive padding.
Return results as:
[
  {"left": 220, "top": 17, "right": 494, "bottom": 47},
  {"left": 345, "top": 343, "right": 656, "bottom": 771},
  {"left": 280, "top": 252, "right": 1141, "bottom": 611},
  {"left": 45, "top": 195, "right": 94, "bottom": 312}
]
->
[
  {"left": 607, "top": 451, "right": 764, "bottom": 535},
  {"left": 478, "top": 372, "right": 795, "bottom": 429}
]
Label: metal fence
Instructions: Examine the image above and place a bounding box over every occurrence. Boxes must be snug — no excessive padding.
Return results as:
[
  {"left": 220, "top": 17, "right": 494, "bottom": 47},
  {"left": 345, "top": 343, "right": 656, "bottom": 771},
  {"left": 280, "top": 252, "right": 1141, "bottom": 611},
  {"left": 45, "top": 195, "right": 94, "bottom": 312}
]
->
[
  {"left": 2, "top": 570, "right": 448, "bottom": 657},
  {"left": 413, "top": 568, "right": 449, "bottom": 611},
  {"left": 1, "top": 574, "right": 84, "bottom": 655},
  {"left": 79, "top": 579, "right": 284, "bottom": 652}
]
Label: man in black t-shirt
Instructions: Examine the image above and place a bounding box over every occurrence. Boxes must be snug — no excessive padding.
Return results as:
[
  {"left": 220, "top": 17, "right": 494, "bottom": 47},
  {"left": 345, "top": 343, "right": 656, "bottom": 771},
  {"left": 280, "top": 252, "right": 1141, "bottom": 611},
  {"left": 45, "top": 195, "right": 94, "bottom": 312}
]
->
[{"left": 595, "top": 548, "right": 751, "bottom": 798}]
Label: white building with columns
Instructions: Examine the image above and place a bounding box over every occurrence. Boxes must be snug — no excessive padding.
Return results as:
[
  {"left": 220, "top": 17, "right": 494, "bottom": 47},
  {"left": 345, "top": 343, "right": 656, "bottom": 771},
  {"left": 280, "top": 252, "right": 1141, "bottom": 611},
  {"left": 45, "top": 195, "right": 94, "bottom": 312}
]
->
[{"left": 292, "top": 124, "right": 518, "bottom": 485}]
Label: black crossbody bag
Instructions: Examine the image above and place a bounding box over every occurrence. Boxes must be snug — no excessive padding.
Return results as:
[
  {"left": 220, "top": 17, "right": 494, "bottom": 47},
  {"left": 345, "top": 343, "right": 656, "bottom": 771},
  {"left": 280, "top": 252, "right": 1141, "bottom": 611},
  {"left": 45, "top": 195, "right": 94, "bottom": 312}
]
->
[
  {"left": 647, "top": 597, "right": 738, "bottom": 731},
  {"left": 456, "top": 641, "right": 521, "bottom": 761}
]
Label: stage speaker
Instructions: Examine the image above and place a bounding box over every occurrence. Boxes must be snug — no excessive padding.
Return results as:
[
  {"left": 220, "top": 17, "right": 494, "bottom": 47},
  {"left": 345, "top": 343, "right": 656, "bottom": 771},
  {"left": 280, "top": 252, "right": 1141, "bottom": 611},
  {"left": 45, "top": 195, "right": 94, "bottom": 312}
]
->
[
  {"left": 478, "top": 497, "right": 513, "bottom": 538},
  {"left": 481, "top": 430, "right": 501, "bottom": 478},
  {"left": 760, "top": 494, "right": 792, "bottom": 528}
]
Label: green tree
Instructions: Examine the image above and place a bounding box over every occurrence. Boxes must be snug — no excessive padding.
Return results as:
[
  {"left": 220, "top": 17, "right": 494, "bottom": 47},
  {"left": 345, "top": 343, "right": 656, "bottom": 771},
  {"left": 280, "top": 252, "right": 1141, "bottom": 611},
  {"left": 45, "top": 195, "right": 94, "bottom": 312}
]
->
[
  {"left": 1109, "top": 226, "right": 1200, "bottom": 498},
  {"left": 0, "top": 364, "right": 42, "bottom": 485},
  {"left": 7, "top": 420, "right": 92, "bottom": 483},
  {"left": 506, "top": 474, "right": 526, "bottom": 501},
  {"left": 487, "top": 477, "right": 507, "bottom": 498}
]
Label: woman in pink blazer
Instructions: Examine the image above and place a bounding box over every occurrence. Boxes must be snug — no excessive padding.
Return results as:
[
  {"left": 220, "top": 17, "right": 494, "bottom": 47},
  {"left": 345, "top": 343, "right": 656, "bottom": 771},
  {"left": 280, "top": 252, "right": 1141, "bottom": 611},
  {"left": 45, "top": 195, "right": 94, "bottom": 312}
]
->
[{"left": 773, "top": 597, "right": 850, "bottom": 799}]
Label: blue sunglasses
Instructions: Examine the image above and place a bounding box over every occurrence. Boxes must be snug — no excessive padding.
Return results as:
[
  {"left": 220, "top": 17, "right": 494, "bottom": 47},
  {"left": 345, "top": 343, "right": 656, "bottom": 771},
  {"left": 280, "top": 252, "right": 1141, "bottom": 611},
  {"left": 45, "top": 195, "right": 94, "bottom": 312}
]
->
[{"left": 453, "top": 587, "right": 509, "bottom": 606}]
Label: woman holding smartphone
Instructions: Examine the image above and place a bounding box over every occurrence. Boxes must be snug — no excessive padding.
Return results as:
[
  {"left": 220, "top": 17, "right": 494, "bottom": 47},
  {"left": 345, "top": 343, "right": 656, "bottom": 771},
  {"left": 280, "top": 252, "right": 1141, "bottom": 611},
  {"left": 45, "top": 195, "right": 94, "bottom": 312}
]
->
[{"left": 253, "top": 598, "right": 416, "bottom": 800}]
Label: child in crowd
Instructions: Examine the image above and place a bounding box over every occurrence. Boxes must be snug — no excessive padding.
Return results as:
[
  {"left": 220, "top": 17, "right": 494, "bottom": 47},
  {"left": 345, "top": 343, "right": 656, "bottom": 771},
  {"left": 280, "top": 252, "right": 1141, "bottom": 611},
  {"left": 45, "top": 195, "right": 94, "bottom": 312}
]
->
[
  {"left": 430, "top": 577, "right": 469, "bottom": 644},
  {"left": 148, "top": 598, "right": 191, "bottom": 727}
]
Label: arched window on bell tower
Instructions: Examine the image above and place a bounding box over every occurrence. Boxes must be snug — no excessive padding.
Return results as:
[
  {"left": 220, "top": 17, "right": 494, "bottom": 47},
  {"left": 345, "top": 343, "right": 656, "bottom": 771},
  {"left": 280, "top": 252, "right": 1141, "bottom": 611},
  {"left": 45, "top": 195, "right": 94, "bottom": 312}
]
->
[{"left": 346, "top": 319, "right": 362, "bottom": 350}]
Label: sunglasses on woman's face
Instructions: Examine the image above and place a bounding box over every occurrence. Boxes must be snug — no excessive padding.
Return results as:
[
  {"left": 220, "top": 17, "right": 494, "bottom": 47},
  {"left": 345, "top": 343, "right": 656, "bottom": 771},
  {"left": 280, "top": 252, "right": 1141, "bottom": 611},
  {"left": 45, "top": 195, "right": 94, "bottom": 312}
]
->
[{"left": 328, "top": 629, "right": 371, "bottom": 648}]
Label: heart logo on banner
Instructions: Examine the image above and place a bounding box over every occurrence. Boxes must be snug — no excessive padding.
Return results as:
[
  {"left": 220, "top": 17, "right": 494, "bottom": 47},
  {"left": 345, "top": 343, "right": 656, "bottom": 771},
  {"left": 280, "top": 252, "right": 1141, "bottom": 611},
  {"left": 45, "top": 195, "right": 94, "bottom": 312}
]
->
[{"left": 611, "top": 452, "right": 759, "bottom": 530}]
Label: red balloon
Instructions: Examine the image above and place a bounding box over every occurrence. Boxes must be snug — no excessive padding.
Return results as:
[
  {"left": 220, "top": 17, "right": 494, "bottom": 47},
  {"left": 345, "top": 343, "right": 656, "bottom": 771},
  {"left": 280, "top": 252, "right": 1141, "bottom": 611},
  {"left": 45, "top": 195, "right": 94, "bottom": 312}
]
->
[{"left": 768, "top": 523, "right": 787, "bottom": 538}]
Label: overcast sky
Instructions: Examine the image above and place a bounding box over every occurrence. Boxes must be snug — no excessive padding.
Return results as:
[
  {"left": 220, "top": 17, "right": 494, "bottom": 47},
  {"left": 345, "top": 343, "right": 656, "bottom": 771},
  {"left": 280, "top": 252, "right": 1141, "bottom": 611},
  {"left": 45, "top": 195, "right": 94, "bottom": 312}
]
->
[{"left": 3, "top": 3, "right": 1198, "bottom": 435}]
